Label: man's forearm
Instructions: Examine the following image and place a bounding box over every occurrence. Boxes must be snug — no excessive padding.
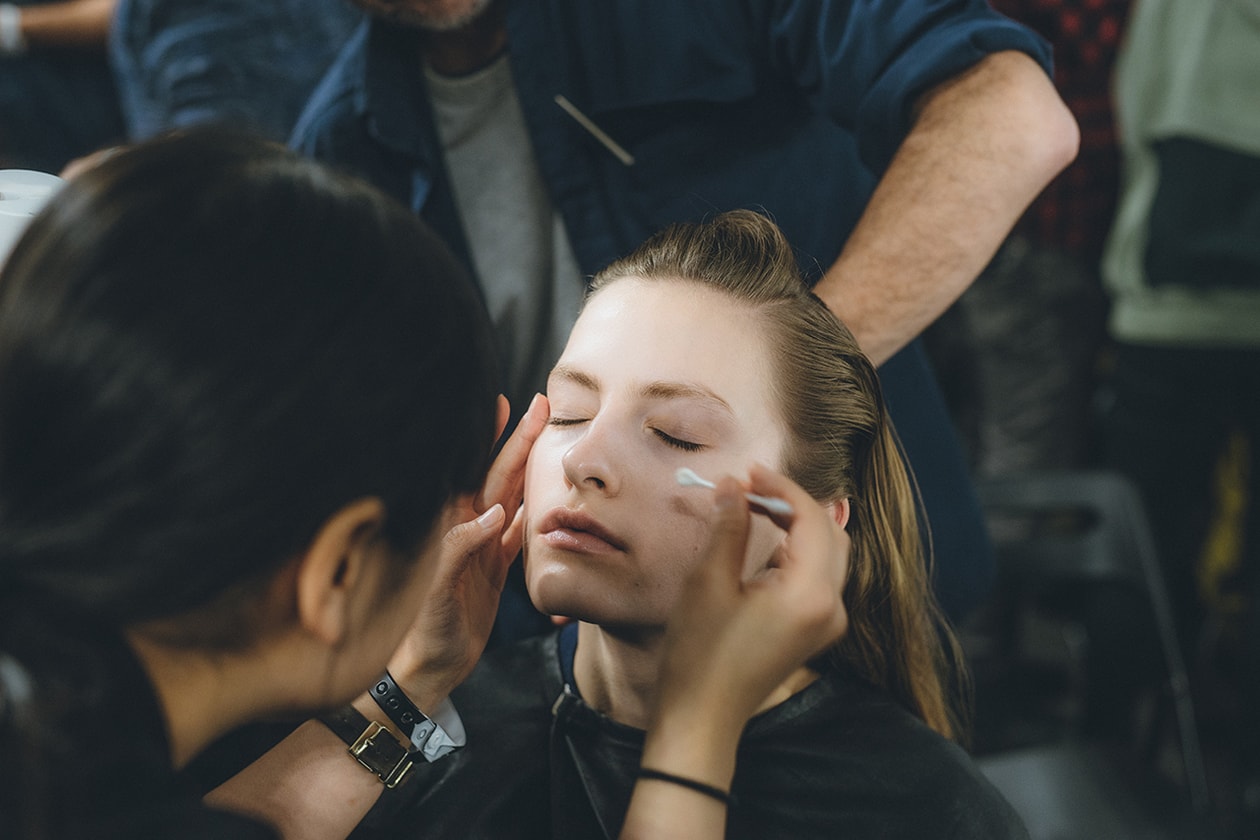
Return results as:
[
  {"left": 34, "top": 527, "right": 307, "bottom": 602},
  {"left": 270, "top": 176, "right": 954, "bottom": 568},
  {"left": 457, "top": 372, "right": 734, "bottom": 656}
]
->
[{"left": 816, "top": 50, "right": 1079, "bottom": 366}]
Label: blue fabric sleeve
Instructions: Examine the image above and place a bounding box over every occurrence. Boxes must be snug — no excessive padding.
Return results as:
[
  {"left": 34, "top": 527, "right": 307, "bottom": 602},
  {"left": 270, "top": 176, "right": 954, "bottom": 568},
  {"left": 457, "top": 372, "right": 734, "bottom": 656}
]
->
[
  {"left": 763, "top": 0, "right": 1054, "bottom": 170},
  {"left": 111, "top": 0, "right": 361, "bottom": 143},
  {"left": 287, "top": 23, "right": 368, "bottom": 157}
]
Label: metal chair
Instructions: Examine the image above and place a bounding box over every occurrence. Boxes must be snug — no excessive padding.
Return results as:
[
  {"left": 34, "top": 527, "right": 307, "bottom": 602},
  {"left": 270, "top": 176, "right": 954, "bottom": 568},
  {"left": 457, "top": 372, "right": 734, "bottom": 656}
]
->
[{"left": 965, "top": 470, "right": 1216, "bottom": 839}]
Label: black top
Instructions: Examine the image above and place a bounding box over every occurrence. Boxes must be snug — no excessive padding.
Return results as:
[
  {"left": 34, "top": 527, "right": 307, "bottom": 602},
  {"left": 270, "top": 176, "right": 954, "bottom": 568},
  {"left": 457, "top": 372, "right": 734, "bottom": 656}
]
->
[
  {"left": 0, "top": 590, "right": 278, "bottom": 839},
  {"left": 355, "top": 624, "right": 1029, "bottom": 840}
]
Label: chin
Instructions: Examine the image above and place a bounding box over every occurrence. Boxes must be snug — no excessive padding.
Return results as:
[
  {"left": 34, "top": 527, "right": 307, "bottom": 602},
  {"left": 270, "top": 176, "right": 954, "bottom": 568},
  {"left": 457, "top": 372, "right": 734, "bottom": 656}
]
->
[
  {"left": 523, "top": 544, "right": 674, "bottom": 628},
  {"left": 532, "top": 580, "right": 677, "bottom": 636},
  {"left": 525, "top": 566, "right": 590, "bottom": 620},
  {"left": 526, "top": 571, "right": 631, "bottom": 628}
]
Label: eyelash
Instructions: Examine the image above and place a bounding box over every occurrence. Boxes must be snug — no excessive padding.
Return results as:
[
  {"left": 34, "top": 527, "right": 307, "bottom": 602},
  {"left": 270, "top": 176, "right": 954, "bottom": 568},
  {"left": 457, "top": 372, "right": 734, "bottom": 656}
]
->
[
  {"left": 653, "top": 429, "right": 703, "bottom": 452},
  {"left": 548, "top": 418, "right": 702, "bottom": 452}
]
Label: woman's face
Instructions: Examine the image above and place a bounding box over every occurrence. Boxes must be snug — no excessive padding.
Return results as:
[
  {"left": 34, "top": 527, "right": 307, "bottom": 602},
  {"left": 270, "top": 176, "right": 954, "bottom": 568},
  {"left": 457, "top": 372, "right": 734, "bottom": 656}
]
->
[{"left": 523, "top": 278, "right": 788, "bottom": 629}]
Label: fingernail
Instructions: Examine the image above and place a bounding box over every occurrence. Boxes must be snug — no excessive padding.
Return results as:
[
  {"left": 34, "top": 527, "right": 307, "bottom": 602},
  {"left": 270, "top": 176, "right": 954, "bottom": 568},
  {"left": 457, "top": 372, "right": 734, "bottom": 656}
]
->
[{"left": 477, "top": 504, "right": 505, "bottom": 529}]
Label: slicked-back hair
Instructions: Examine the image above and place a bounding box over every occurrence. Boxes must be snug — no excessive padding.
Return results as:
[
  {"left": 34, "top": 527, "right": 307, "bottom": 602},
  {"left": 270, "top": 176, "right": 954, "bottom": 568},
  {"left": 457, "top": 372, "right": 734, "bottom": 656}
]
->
[{"left": 591, "top": 209, "right": 965, "bottom": 740}]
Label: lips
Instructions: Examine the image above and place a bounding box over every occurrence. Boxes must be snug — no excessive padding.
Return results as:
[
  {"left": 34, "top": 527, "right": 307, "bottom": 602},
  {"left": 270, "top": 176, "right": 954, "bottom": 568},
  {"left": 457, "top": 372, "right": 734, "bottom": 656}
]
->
[{"left": 536, "top": 507, "right": 628, "bottom": 554}]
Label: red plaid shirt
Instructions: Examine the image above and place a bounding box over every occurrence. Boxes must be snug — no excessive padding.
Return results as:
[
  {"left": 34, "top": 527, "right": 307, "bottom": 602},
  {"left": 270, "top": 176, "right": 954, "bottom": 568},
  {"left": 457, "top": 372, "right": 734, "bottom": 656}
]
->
[{"left": 989, "top": 0, "right": 1132, "bottom": 260}]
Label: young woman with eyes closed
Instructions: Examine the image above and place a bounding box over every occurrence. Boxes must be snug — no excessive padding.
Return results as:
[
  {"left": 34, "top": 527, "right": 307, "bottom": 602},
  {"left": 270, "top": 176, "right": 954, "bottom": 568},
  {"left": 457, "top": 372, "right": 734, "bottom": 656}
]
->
[{"left": 336, "top": 210, "right": 1029, "bottom": 840}]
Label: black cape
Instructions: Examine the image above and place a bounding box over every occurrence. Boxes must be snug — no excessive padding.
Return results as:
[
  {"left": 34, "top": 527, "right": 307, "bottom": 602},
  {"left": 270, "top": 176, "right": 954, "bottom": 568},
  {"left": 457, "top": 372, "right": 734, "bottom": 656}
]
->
[{"left": 355, "top": 625, "right": 1029, "bottom": 840}]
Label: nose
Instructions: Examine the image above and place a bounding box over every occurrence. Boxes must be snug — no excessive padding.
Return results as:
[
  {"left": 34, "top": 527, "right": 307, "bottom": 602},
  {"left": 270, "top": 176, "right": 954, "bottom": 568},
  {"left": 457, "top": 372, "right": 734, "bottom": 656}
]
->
[{"left": 560, "top": 417, "right": 621, "bottom": 496}]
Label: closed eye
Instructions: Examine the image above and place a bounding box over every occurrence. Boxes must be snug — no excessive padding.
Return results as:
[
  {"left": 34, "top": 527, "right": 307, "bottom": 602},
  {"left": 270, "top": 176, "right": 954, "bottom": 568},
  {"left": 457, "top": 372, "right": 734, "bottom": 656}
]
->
[
  {"left": 653, "top": 428, "right": 703, "bottom": 452},
  {"left": 547, "top": 417, "right": 588, "bottom": 427}
]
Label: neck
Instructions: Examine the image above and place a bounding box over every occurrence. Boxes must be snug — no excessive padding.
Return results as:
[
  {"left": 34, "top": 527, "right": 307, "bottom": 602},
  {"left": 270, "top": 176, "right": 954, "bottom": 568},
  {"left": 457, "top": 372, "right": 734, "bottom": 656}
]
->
[
  {"left": 572, "top": 623, "right": 664, "bottom": 729},
  {"left": 572, "top": 623, "right": 820, "bottom": 731},
  {"left": 124, "top": 631, "right": 277, "bottom": 769},
  {"left": 419, "top": 1, "right": 508, "bottom": 77}
]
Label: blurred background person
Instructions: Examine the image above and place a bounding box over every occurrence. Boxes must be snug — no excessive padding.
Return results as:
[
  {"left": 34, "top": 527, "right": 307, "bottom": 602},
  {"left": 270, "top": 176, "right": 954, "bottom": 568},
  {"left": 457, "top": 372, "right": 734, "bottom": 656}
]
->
[
  {"left": 1101, "top": 0, "right": 1260, "bottom": 834},
  {"left": 925, "top": 0, "right": 1132, "bottom": 478},
  {"left": 0, "top": 0, "right": 125, "bottom": 172},
  {"left": 109, "top": 0, "right": 362, "bottom": 142}
]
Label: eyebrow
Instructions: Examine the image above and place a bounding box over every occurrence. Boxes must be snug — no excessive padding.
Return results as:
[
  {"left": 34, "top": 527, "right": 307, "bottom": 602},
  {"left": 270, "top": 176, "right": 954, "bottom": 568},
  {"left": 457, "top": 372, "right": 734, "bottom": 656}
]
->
[{"left": 549, "top": 364, "right": 734, "bottom": 414}]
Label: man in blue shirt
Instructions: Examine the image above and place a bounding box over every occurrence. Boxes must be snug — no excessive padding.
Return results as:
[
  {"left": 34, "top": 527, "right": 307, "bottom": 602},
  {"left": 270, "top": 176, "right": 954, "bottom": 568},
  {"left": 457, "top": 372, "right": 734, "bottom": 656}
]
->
[{"left": 291, "top": 0, "right": 1078, "bottom": 628}]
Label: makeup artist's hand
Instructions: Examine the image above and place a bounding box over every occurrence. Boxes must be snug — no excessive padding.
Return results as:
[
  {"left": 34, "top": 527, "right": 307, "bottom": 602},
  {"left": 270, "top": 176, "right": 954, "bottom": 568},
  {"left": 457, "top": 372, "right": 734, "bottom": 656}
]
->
[
  {"left": 623, "top": 464, "right": 849, "bottom": 840},
  {"left": 660, "top": 463, "right": 848, "bottom": 726},
  {"left": 388, "top": 394, "right": 549, "bottom": 708}
]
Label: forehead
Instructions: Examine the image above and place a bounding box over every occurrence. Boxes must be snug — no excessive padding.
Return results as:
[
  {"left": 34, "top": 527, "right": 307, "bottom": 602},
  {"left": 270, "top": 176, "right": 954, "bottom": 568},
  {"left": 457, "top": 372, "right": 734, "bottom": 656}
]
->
[{"left": 559, "top": 278, "right": 775, "bottom": 406}]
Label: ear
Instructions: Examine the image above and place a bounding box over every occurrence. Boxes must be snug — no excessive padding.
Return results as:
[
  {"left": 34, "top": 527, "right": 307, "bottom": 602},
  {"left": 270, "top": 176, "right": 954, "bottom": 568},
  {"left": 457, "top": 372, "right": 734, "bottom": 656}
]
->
[
  {"left": 294, "top": 497, "right": 388, "bottom": 647},
  {"left": 826, "top": 497, "right": 851, "bottom": 530}
]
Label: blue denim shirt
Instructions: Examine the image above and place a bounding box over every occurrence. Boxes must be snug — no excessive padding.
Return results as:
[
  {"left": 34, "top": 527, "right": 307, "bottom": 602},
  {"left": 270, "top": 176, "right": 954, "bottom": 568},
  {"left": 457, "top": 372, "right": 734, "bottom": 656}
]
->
[{"left": 291, "top": 0, "right": 1052, "bottom": 623}]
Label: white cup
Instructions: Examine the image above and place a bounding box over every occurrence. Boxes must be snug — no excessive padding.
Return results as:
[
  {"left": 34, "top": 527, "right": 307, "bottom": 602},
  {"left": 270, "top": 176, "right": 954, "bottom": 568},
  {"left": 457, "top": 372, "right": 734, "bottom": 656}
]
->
[{"left": 0, "top": 170, "right": 66, "bottom": 267}]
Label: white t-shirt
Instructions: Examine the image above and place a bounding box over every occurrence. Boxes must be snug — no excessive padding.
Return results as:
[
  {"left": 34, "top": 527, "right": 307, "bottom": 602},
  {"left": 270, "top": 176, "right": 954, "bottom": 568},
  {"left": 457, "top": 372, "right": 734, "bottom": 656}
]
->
[{"left": 426, "top": 55, "right": 585, "bottom": 411}]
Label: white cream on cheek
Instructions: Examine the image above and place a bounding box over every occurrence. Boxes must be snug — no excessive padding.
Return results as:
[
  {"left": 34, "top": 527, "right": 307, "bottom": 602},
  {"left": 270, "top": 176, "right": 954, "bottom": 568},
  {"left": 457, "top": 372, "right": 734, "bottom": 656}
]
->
[
  {"left": 674, "top": 467, "right": 794, "bottom": 516},
  {"left": 662, "top": 477, "right": 787, "bottom": 584}
]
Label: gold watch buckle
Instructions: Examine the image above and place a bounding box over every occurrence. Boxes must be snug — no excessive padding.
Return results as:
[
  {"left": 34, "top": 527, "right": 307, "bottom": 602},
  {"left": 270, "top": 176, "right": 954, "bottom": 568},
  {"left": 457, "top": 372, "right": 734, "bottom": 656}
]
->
[{"left": 349, "top": 720, "right": 414, "bottom": 788}]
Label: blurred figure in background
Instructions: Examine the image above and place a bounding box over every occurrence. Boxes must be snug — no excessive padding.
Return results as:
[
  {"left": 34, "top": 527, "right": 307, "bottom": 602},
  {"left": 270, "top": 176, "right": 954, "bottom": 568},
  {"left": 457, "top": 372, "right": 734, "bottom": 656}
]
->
[
  {"left": 0, "top": 0, "right": 125, "bottom": 172},
  {"left": 109, "top": 0, "right": 363, "bottom": 142},
  {"left": 1102, "top": 0, "right": 1260, "bottom": 834},
  {"left": 926, "top": 0, "right": 1131, "bottom": 478}
]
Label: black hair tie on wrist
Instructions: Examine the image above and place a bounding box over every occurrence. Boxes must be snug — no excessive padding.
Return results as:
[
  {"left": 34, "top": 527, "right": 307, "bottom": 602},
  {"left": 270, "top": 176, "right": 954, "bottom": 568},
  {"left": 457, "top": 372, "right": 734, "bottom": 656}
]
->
[{"left": 637, "top": 767, "right": 734, "bottom": 807}]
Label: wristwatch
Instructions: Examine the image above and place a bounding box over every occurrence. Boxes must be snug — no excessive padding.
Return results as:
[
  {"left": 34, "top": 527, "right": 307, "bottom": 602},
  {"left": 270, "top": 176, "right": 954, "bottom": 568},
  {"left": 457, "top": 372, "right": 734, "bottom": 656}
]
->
[{"left": 318, "top": 704, "right": 413, "bottom": 789}]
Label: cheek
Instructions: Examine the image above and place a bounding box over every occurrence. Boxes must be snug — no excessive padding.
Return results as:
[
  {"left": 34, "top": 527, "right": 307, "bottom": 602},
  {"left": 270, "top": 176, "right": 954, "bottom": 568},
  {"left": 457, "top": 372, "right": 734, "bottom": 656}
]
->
[
  {"left": 522, "top": 437, "right": 565, "bottom": 518},
  {"left": 642, "top": 495, "right": 719, "bottom": 590},
  {"left": 520, "top": 438, "right": 569, "bottom": 588},
  {"left": 656, "top": 490, "right": 713, "bottom": 547},
  {"left": 652, "top": 491, "right": 782, "bottom": 577}
]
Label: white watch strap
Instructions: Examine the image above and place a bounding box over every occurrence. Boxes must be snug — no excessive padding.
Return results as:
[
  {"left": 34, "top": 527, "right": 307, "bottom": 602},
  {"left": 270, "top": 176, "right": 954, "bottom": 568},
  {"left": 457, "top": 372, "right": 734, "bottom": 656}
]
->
[{"left": 410, "top": 695, "right": 466, "bottom": 761}]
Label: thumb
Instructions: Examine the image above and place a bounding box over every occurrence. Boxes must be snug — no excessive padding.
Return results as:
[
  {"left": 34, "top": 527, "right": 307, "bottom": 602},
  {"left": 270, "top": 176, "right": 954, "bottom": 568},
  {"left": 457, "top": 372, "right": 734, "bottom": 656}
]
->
[{"left": 702, "top": 476, "right": 751, "bottom": 588}]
